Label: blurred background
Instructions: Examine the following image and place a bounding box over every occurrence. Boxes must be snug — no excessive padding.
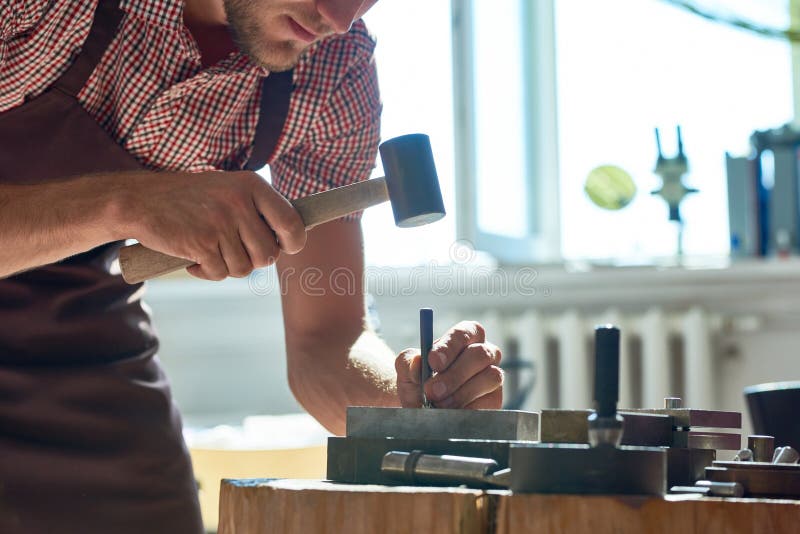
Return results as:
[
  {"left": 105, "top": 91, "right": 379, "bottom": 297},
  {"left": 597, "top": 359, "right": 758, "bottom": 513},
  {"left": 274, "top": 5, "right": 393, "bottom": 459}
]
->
[{"left": 146, "top": 1, "right": 800, "bottom": 528}]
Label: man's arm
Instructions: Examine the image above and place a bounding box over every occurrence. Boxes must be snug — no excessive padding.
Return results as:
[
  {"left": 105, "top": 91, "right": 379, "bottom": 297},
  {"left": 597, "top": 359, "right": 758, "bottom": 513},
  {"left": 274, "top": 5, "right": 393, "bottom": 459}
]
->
[
  {"left": 0, "top": 170, "right": 305, "bottom": 279},
  {"left": 278, "top": 219, "right": 505, "bottom": 435},
  {"left": 277, "top": 219, "right": 398, "bottom": 435},
  {"left": 0, "top": 177, "right": 122, "bottom": 277}
]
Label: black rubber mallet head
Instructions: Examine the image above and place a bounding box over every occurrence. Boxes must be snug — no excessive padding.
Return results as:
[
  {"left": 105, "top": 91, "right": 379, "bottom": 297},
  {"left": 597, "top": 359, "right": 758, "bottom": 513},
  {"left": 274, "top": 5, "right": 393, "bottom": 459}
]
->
[
  {"left": 380, "top": 134, "right": 446, "bottom": 227},
  {"left": 119, "top": 133, "right": 446, "bottom": 283}
]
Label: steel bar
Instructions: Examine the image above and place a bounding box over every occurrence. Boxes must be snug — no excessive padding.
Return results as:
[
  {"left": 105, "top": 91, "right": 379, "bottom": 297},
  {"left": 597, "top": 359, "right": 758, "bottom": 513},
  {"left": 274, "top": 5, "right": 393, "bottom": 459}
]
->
[
  {"left": 676, "top": 431, "right": 742, "bottom": 451},
  {"left": 631, "top": 408, "right": 741, "bottom": 429},
  {"left": 381, "top": 451, "right": 503, "bottom": 487},
  {"left": 327, "top": 436, "right": 521, "bottom": 485},
  {"left": 706, "top": 463, "right": 800, "bottom": 499},
  {"left": 345, "top": 407, "right": 539, "bottom": 441}
]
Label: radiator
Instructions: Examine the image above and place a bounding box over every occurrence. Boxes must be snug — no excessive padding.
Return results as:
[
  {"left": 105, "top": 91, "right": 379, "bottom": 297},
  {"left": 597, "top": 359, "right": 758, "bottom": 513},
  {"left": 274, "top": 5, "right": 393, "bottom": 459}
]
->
[{"left": 451, "top": 307, "right": 721, "bottom": 412}]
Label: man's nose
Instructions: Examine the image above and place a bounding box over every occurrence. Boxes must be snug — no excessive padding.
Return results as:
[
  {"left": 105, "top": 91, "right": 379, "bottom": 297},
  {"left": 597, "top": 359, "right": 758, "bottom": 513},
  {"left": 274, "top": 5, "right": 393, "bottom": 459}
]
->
[{"left": 316, "top": 0, "right": 364, "bottom": 34}]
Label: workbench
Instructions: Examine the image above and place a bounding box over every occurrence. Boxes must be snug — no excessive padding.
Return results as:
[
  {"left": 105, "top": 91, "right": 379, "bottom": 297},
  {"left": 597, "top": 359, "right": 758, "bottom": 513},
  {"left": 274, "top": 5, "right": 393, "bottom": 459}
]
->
[{"left": 218, "top": 479, "right": 800, "bottom": 534}]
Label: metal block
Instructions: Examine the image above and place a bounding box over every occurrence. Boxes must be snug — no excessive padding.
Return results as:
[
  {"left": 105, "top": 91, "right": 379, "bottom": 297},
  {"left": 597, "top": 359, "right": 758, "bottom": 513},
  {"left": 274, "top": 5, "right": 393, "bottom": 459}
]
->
[
  {"left": 345, "top": 407, "right": 539, "bottom": 441},
  {"left": 327, "top": 436, "right": 520, "bottom": 485},
  {"left": 540, "top": 410, "right": 740, "bottom": 450},
  {"left": 509, "top": 443, "right": 667, "bottom": 496},
  {"left": 631, "top": 408, "right": 741, "bottom": 429},
  {"left": 672, "top": 431, "right": 741, "bottom": 451},
  {"left": 540, "top": 410, "right": 672, "bottom": 446},
  {"left": 666, "top": 447, "right": 715, "bottom": 487},
  {"left": 706, "top": 461, "right": 800, "bottom": 498}
]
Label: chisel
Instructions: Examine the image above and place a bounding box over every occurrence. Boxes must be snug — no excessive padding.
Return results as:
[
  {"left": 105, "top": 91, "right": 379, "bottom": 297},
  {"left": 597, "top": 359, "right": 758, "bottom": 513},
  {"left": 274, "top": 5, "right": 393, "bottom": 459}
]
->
[{"left": 420, "top": 308, "right": 433, "bottom": 408}]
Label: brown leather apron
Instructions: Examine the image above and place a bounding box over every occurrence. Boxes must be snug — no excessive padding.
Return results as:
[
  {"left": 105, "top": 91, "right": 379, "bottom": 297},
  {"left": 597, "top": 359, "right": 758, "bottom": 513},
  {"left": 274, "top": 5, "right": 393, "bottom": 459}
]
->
[{"left": 0, "top": 1, "right": 292, "bottom": 532}]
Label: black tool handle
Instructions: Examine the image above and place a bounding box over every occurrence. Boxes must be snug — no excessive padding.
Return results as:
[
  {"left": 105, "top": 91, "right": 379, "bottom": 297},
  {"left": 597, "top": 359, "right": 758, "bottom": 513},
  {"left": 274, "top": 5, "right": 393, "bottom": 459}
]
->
[
  {"left": 594, "top": 325, "right": 620, "bottom": 417},
  {"left": 420, "top": 308, "right": 433, "bottom": 407}
]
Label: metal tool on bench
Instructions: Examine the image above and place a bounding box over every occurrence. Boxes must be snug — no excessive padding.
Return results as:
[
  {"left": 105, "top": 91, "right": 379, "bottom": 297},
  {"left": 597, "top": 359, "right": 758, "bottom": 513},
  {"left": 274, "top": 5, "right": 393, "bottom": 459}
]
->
[
  {"left": 670, "top": 480, "right": 745, "bottom": 498},
  {"left": 537, "top": 396, "right": 742, "bottom": 487},
  {"left": 703, "top": 435, "right": 800, "bottom": 498},
  {"left": 331, "top": 319, "right": 733, "bottom": 494},
  {"left": 377, "top": 326, "right": 667, "bottom": 495},
  {"left": 381, "top": 450, "right": 511, "bottom": 488},
  {"left": 328, "top": 406, "right": 539, "bottom": 485},
  {"left": 119, "top": 133, "right": 446, "bottom": 283},
  {"left": 327, "top": 307, "right": 539, "bottom": 485},
  {"left": 508, "top": 326, "right": 667, "bottom": 495},
  {"left": 540, "top": 397, "right": 741, "bottom": 450}
]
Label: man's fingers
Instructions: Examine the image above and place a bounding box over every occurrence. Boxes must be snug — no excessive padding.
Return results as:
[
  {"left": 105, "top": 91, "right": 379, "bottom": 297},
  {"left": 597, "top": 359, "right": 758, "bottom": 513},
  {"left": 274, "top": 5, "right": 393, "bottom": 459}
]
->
[
  {"left": 428, "top": 321, "right": 486, "bottom": 373},
  {"left": 463, "top": 388, "right": 503, "bottom": 410},
  {"left": 219, "top": 230, "right": 254, "bottom": 278},
  {"left": 424, "top": 342, "right": 501, "bottom": 403},
  {"left": 186, "top": 245, "right": 228, "bottom": 281},
  {"left": 252, "top": 184, "right": 307, "bottom": 255},
  {"left": 395, "top": 348, "right": 423, "bottom": 408},
  {"left": 239, "top": 203, "right": 281, "bottom": 268},
  {"left": 433, "top": 366, "right": 504, "bottom": 409}
]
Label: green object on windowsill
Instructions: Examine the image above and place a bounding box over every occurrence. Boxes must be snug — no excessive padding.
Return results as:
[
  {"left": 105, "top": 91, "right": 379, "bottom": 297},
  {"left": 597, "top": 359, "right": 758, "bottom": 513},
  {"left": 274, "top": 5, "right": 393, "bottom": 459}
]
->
[{"left": 584, "top": 165, "right": 637, "bottom": 211}]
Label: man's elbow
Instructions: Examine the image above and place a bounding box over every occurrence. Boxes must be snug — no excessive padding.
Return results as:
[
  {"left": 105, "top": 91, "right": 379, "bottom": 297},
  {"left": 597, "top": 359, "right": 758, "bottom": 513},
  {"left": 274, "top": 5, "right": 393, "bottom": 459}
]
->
[{"left": 284, "top": 333, "right": 348, "bottom": 405}]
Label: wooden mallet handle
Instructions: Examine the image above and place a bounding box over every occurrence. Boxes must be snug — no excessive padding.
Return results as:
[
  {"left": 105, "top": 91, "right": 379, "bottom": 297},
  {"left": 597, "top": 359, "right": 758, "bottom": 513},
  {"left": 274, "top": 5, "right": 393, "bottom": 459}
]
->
[{"left": 118, "top": 177, "right": 389, "bottom": 284}]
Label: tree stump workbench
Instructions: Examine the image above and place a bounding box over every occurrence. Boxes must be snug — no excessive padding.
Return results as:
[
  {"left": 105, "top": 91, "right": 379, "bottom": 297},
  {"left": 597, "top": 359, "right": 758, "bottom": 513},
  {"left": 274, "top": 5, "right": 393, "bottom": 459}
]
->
[{"left": 218, "top": 479, "right": 800, "bottom": 534}]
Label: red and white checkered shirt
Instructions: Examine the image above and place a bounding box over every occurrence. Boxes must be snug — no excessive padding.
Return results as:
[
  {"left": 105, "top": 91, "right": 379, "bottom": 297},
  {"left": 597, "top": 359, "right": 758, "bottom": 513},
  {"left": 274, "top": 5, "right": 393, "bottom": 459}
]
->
[{"left": 0, "top": 0, "right": 381, "bottom": 213}]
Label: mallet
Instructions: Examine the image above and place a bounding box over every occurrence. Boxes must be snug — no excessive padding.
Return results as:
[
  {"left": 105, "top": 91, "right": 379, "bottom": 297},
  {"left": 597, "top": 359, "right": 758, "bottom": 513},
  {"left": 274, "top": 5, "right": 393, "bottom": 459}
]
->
[{"left": 118, "top": 133, "right": 445, "bottom": 283}]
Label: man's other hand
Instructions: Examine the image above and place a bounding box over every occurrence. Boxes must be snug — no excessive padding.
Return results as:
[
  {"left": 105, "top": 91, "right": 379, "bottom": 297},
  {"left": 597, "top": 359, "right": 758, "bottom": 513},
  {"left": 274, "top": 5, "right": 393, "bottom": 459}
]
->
[
  {"left": 395, "top": 321, "right": 503, "bottom": 409},
  {"left": 123, "top": 170, "right": 306, "bottom": 281}
]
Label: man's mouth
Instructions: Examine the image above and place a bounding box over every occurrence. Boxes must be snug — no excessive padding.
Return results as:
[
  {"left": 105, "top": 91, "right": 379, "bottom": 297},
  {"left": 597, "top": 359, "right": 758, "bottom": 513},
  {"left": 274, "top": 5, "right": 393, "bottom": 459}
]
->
[{"left": 287, "top": 16, "right": 318, "bottom": 43}]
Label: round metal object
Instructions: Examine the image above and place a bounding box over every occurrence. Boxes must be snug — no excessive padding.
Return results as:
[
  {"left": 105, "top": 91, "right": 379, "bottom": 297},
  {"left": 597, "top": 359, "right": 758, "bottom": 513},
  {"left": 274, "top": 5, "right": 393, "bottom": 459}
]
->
[
  {"left": 773, "top": 446, "right": 800, "bottom": 464},
  {"left": 594, "top": 325, "right": 620, "bottom": 418},
  {"left": 747, "top": 435, "right": 775, "bottom": 463}
]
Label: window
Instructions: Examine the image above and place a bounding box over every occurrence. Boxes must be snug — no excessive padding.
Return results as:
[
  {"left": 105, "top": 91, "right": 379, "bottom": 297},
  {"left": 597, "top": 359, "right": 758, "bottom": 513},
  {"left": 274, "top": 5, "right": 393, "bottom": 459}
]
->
[
  {"left": 362, "top": 0, "right": 795, "bottom": 265},
  {"left": 556, "top": 0, "right": 794, "bottom": 261}
]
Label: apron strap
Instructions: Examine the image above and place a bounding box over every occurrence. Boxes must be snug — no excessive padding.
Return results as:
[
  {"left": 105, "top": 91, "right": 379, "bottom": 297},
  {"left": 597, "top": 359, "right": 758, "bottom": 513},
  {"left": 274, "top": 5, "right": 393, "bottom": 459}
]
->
[
  {"left": 54, "top": 0, "right": 124, "bottom": 97},
  {"left": 52, "top": 0, "right": 292, "bottom": 171},
  {"left": 245, "top": 69, "right": 294, "bottom": 171}
]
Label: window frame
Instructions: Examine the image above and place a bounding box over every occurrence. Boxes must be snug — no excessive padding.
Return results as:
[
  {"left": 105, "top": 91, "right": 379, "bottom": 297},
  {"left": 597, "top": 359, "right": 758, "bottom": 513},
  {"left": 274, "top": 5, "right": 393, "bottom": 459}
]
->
[{"left": 451, "top": 0, "right": 561, "bottom": 264}]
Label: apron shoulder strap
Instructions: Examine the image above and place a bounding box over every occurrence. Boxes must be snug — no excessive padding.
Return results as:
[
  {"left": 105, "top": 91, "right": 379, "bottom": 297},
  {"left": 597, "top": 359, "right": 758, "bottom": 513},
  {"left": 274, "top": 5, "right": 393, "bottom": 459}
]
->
[
  {"left": 52, "top": 0, "right": 292, "bottom": 170},
  {"left": 246, "top": 69, "right": 294, "bottom": 171},
  {"left": 54, "top": 0, "right": 124, "bottom": 97}
]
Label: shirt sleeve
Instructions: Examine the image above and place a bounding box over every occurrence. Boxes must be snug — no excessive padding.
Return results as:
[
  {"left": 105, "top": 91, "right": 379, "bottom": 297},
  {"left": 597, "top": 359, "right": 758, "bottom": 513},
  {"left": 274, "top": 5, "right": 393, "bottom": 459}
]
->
[
  {"left": 268, "top": 40, "right": 382, "bottom": 222},
  {"left": 0, "top": 1, "right": 49, "bottom": 42}
]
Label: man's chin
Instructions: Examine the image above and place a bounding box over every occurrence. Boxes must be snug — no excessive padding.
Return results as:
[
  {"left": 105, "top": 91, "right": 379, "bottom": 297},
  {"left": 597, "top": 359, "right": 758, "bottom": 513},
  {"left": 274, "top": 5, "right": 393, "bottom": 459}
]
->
[{"left": 248, "top": 41, "right": 305, "bottom": 72}]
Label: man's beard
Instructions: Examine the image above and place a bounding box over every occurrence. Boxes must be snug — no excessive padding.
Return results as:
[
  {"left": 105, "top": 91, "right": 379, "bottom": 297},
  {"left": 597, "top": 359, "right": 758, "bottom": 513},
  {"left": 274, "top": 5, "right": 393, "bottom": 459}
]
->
[{"left": 223, "top": 0, "right": 321, "bottom": 72}]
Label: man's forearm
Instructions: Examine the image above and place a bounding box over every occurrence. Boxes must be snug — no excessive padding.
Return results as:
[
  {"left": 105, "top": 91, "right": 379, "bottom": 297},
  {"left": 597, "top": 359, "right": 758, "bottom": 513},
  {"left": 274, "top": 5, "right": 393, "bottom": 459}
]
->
[
  {"left": 287, "top": 328, "right": 399, "bottom": 435},
  {"left": 0, "top": 175, "right": 126, "bottom": 278}
]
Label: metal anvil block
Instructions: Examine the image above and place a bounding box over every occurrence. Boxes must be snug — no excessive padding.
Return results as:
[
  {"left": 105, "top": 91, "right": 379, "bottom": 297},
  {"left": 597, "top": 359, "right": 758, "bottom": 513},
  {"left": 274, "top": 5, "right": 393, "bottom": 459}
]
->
[
  {"left": 327, "top": 407, "right": 540, "bottom": 485},
  {"left": 345, "top": 407, "right": 539, "bottom": 441},
  {"left": 509, "top": 443, "right": 667, "bottom": 496}
]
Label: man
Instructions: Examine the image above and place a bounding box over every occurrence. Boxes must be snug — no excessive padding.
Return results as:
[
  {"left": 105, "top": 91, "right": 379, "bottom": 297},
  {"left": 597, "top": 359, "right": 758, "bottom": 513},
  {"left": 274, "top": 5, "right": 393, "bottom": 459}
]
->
[{"left": 0, "top": 0, "right": 503, "bottom": 531}]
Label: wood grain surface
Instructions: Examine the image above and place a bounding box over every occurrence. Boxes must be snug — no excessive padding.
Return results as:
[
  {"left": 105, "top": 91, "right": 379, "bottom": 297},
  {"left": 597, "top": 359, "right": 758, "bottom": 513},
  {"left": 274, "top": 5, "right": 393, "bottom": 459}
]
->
[
  {"left": 218, "top": 479, "right": 489, "bottom": 534},
  {"left": 220, "top": 479, "right": 800, "bottom": 534},
  {"left": 495, "top": 493, "right": 800, "bottom": 534}
]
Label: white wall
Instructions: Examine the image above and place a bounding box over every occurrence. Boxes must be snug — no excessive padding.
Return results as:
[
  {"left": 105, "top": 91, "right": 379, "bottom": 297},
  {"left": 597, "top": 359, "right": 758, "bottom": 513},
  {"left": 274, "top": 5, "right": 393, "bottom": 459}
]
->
[{"left": 147, "top": 259, "right": 800, "bottom": 438}]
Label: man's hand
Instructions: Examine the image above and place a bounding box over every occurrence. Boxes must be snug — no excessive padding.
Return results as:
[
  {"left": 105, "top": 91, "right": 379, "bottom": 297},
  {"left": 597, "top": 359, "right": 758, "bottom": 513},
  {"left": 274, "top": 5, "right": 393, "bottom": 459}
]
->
[
  {"left": 122, "top": 170, "right": 306, "bottom": 280},
  {"left": 395, "top": 321, "right": 503, "bottom": 409}
]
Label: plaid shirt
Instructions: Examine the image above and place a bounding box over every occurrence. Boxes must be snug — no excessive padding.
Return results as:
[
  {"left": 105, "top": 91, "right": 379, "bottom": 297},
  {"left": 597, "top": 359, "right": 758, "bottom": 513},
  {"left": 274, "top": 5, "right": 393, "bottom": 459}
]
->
[{"left": 0, "top": 0, "right": 381, "bottom": 211}]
